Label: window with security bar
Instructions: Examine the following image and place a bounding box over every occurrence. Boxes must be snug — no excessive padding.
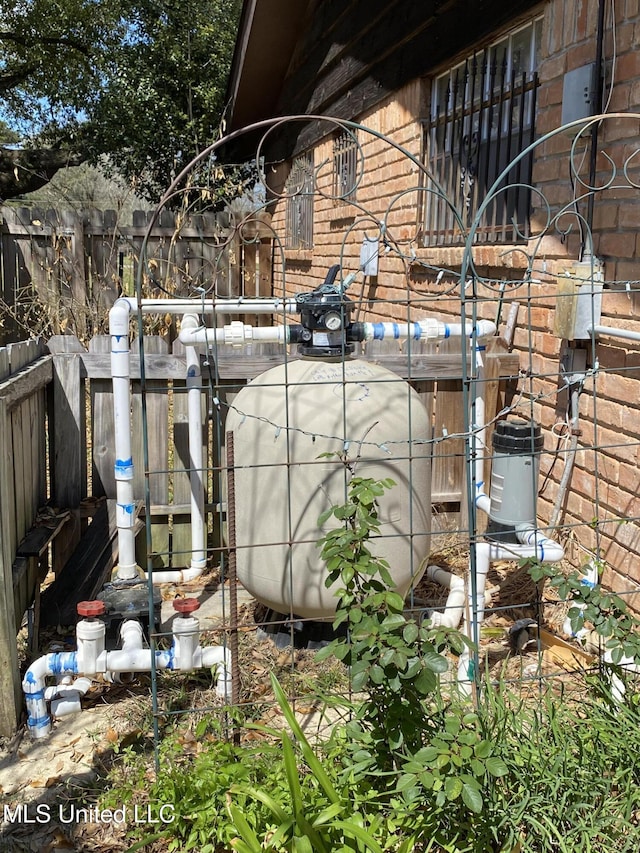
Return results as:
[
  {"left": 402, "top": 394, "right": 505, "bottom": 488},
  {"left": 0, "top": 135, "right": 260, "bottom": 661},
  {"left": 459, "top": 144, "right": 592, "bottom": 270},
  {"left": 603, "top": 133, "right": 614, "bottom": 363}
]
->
[
  {"left": 285, "top": 152, "right": 314, "bottom": 249},
  {"left": 333, "top": 130, "right": 358, "bottom": 203},
  {"left": 422, "top": 18, "right": 542, "bottom": 246}
]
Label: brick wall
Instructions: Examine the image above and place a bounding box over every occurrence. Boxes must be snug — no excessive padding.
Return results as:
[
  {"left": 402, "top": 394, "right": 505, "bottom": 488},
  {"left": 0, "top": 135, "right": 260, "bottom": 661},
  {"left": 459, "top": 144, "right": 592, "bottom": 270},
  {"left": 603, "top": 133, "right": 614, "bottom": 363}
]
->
[{"left": 265, "top": 0, "right": 640, "bottom": 607}]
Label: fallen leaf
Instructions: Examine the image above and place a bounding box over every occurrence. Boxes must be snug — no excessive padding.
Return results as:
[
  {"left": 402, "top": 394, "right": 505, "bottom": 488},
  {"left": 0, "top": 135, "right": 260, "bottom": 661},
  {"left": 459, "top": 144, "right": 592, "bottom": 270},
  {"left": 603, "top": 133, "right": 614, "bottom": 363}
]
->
[{"left": 29, "top": 778, "right": 47, "bottom": 788}]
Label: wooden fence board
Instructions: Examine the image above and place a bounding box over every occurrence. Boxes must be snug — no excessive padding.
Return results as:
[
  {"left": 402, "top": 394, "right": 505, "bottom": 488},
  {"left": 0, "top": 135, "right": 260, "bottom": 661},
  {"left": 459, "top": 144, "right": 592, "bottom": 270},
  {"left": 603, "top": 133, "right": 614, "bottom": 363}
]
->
[
  {"left": 51, "top": 349, "right": 85, "bottom": 571},
  {"left": 0, "top": 348, "right": 9, "bottom": 381},
  {"left": 89, "top": 335, "right": 115, "bottom": 498},
  {"left": 171, "top": 341, "right": 208, "bottom": 568},
  {"left": 133, "top": 337, "right": 170, "bottom": 569},
  {"left": 0, "top": 397, "right": 20, "bottom": 736}
]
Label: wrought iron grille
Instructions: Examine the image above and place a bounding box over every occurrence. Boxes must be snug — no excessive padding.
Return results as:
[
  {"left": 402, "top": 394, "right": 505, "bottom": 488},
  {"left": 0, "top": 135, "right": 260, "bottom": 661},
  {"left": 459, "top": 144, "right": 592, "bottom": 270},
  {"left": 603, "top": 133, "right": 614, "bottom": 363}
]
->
[
  {"left": 423, "top": 23, "right": 540, "bottom": 245},
  {"left": 285, "top": 152, "right": 314, "bottom": 249},
  {"left": 333, "top": 130, "right": 358, "bottom": 202}
]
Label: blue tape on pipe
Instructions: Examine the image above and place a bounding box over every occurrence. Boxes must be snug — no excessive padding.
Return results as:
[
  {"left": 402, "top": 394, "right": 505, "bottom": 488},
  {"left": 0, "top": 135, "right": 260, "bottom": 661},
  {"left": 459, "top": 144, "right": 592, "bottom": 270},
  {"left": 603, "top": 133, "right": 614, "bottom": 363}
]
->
[
  {"left": 373, "top": 323, "right": 384, "bottom": 340},
  {"left": 115, "top": 459, "right": 134, "bottom": 481},
  {"left": 444, "top": 325, "right": 450, "bottom": 338},
  {"left": 25, "top": 688, "right": 45, "bottom": 700},
  {"left": 413, "top": 322, "right": 421, "bottom": 340},
  {"left": 51, "top": 653, "right": 78, "bottom": 676},
  {"left": 393, "top": 323, "right": 400, "bottom": 339},
  {"left": 164, "top": 647, "right": 176, "bottom": 670},
  {"left": 27, "top": 715, "right": 51, "bottom": 729}
]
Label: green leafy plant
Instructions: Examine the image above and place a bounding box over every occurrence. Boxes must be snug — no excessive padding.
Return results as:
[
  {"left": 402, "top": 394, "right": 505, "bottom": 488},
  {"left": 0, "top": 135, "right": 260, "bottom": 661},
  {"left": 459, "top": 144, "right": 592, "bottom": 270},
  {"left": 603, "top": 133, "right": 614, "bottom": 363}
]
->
[
  {"left": 228, "top": 673, "right": 386, "bottom": 853},
  {"left": 312, "top": 467, "right": 515, "bottom": 847},
  {"left": 98, "top": 482, "right": 640, "bottom": 853},
  {"left": 316, "top": 475, "right": 468, "bottom": 763},
  {"left": 527, "top": 559, "right": 640, "bottom": 665}
]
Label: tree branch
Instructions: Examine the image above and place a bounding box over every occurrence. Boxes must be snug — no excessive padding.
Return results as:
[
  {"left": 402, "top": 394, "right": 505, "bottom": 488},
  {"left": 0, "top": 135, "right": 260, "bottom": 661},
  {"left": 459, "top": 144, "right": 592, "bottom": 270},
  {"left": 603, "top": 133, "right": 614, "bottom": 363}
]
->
[
  {"left": 0, "top": 30, "right": 91, "bottom": 56},
  {"left": 0, "top": 147, "right": 86, "bottom": 200}
]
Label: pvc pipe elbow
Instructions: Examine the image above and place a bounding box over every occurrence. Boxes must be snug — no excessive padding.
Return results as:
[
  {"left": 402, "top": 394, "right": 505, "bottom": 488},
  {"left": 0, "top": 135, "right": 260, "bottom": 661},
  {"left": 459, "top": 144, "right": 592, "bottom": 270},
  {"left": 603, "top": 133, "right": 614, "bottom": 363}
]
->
[
  {"left": 425, "top": 566, "right": 465, "bottom": 629},
  {"left": 109, "top": 298, "right": 131, "bottom": 337},
  {"left": 427, "top": 564, "right": 464, "bottom": 590},
  {"left": 515, "top": 526, "right": 565, "bottom": 562},
  {"left": 120, "top": 620, "right": 144, "bottom": 651},
  {"left": 183, "top": 565, "right": 206, "bottom": 581},
  {"left": 50, "top": 691, "right": 82, "bottom": 719},
  {"left": 475, "top": 492, "right": 491, "bottom": 515},
  {"left": 198, "top": 645, "right": 232, "bottom": 698}
]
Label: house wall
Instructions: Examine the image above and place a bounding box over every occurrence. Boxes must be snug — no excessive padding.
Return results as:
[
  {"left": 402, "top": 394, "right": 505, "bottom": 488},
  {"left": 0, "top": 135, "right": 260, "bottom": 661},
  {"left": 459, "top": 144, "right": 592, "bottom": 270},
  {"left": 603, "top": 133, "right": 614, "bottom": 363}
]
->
[{"left": 267, "top": 0, "right": 640, "bottom": 608}]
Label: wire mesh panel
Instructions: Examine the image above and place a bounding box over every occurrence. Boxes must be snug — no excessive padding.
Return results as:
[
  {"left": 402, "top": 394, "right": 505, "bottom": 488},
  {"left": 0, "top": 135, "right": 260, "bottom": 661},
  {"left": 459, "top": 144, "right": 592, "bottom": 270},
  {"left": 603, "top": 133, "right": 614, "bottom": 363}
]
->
[{"left": 14, "top": 113, "right": 640, "bottom": 853}]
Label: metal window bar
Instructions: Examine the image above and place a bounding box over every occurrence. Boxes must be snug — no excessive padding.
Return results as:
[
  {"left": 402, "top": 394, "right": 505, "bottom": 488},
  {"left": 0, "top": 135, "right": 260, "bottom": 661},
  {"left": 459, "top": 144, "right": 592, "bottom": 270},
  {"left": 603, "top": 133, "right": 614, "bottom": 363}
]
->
[
  {"left": 333, "top": 131, "right": 358, "bottom": 202},
  {"left": 285, "top": 153, "right": 314, "bottom": 249},
  {"left": 423, "top": 50, "right": 539, "bottom": 245}
]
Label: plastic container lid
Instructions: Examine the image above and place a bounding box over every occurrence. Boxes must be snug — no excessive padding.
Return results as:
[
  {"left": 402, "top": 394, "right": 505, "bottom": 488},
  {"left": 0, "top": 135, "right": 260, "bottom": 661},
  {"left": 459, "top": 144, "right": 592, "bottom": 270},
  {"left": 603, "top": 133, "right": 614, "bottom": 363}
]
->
[{"left": 492, "top": 419, "right": 543, "bottom": 454}]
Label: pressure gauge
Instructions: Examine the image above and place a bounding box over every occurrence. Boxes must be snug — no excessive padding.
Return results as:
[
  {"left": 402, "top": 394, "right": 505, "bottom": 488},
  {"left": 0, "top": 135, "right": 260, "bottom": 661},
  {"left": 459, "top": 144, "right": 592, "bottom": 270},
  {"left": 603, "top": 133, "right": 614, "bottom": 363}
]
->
[{"left": 324, "top": 311, "right": 342, "bottom": 331}]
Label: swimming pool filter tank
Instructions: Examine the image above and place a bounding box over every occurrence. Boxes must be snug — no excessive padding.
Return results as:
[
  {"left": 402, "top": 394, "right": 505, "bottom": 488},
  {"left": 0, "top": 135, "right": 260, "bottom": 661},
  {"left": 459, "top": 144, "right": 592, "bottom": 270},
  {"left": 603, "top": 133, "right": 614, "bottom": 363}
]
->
[
  {"left": 224, "top": 267, "right": 431, "bottom": 619},
  {"left": 486, "top": 419, "right": 543, "bottom": 542},
  {"left": 225, "top": 359, "right": 431, "bottom": 618}
]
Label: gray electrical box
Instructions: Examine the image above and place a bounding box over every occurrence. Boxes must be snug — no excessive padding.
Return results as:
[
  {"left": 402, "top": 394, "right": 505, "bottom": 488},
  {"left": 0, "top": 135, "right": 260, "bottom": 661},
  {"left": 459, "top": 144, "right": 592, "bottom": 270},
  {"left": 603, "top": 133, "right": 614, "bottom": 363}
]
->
[{"left": 562, "top": 63, "right": 598, "bottom": 125}]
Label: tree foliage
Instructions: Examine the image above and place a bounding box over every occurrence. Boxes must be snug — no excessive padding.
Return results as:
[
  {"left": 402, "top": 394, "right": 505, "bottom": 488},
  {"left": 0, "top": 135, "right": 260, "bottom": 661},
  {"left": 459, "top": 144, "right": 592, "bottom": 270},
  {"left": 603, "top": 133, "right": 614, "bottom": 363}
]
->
[{"left": 0, "top": 0, "right": 240, "bottom": 201}]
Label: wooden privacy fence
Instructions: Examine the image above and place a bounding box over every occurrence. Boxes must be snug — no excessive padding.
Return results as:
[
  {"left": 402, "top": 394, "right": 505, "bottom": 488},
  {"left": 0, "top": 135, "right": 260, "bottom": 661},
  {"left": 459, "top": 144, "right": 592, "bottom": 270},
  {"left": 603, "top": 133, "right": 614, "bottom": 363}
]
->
[
  {"left": 0, "top": 331, "right": 519, "bottom": 736},
  {"left": 0, "top": 339, "right": 50, "bottom": 735},
  {"left": 0, "top": 206, "right": 273, "bottom": 345}
]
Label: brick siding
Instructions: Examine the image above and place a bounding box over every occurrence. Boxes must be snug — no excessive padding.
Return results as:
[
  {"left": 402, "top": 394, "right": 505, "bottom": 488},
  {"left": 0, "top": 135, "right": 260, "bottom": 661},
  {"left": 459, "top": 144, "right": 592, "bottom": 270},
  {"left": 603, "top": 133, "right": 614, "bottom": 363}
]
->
[{"left": 267, "top": 0, "right": 640, "bottom": 607}]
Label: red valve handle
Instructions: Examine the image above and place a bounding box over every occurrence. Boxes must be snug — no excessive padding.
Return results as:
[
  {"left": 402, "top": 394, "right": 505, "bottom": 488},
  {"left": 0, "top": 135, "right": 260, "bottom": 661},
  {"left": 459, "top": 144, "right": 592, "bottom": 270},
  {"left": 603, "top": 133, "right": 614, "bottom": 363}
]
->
[
  {"left": 173, "top": 597, "right": 200, "bottom": 615},
  {"left": 77, "top": 600, "right": 106, "bottom": 618}
]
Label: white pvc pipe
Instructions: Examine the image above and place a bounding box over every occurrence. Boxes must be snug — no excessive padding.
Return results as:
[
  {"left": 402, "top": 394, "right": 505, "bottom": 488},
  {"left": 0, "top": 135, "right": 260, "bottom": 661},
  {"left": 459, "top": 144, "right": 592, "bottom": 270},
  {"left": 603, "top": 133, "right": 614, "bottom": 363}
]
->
[
  {"left": 185, "top": 316, "right": 206, "bottom": 573},
  {"left": 562, "top": 560, "right": 598, "bottom": 640},
  {"left": 590, "top": 324, "right": 640, "bottom": 343},
  {"left": 109, "top": 305, "right": 210, "bottom": 582},
  {"left": 23, "top": 619, "right": 231, "bottom": 735},
  {"left": 457, "top": 533, "right": 565, "bottom": 693},
  {"left": 45, "top": 677, "right": 92, "bottom": 719},
  {"left": 362, "top": 319, "right": 496, "bottom": 343},
  {"left": 178, "top": 320, "right": 290, "bottom": 348},
  {"left": 110, "top": 299, "right": 139, "bottom": 579},
  {"left": 120, "top": 296, "right": 298, "bottom": 316},
  {"left": 472, "top": 364, "right": 492, "bottom": 517},
  {"left": 603, "top": 648, "right": 640, "bottom": 703},
  {"left": 514, "top": 526, "right": 566, "bottom": 562},
  {"left": 22, "top": 652, "right": 80, "bottom": 738},
  {"left": 197, "top": 645, "right": 232, "bottom": 699},
  {"left": 426, "top": 565, "right": 465, "bottom": 628},
  {"left": 143, "top": 568, "right": 204, "bottom": 583}
]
